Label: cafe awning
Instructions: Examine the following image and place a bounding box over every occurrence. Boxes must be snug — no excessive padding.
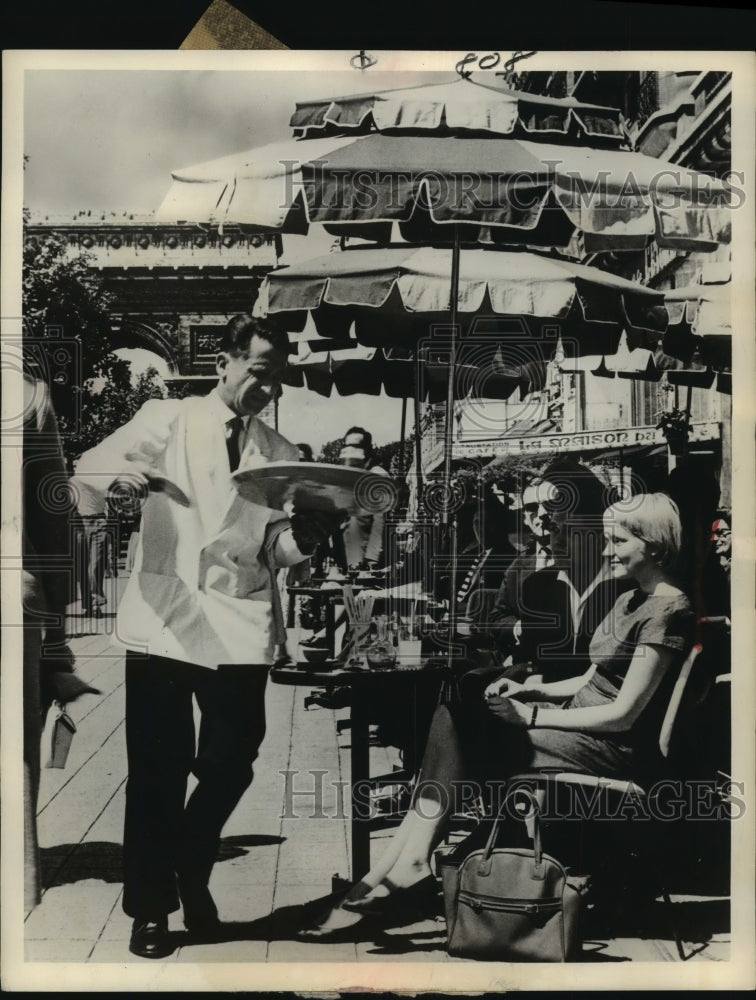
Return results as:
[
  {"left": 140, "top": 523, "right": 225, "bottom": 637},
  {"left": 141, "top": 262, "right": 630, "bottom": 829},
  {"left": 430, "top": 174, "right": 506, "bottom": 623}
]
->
[
  {"left": 255, "top": 244, "right": 667, "bottom": 357},
  {"left": 156, "top": 134, "right": 730, "bottom": 252},
  {"left": 593, "top": 344, "right": 730, "bottom": 393},
  {"left": 662, "top": 269, "right": 731, "bottom": 373},
  {"left": 283, "top": 338, "right": 526, "bottom": 401},
  {"left": 290, "top": 77, "right": 624, "bottom": 143}
]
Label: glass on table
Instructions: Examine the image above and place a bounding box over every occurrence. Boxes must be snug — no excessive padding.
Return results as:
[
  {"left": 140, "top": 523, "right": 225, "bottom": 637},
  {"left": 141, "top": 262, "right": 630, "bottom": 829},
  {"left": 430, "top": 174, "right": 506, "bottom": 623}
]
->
[{"left": 365, "top": 615, "right": 397, "bottom": 669}]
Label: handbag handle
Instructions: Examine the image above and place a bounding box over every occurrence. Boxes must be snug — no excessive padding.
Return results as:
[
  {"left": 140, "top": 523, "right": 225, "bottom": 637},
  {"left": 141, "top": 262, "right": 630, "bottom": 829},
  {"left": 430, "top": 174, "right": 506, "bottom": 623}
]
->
[{"left": 477, "top": 787, "right": 544, "bottom": 879}]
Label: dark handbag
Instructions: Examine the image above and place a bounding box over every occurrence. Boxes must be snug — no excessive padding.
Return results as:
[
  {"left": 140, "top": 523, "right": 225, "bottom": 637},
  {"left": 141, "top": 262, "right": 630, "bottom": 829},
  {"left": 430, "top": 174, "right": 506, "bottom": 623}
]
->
[{"left": 439, "top": 790, "right": 587, "bottom": 962}]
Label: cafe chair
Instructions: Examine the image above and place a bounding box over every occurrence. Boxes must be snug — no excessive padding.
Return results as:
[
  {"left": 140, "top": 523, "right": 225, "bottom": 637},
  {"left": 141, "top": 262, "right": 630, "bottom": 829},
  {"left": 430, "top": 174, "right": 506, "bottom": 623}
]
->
[{"left": 505, "top": 640, "right": 720, "bottom": 960}]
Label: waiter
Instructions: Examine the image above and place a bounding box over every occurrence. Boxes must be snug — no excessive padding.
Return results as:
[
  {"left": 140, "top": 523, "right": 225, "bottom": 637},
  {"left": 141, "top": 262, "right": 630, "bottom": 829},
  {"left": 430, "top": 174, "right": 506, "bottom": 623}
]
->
[{"left": 72, "top": 315, "right": 339, "bottom": 958}]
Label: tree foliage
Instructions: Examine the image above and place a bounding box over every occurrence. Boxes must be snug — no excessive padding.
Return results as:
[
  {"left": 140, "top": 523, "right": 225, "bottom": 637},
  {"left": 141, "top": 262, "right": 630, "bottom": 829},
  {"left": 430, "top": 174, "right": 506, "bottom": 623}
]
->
[
  {"left": 60, "top": 367, "right": 166, "bottom": 466},
  {"left": 22, "top": 224, "right": 165, "bottom": 465},
  {"left": 318, "top": 435, "right": 415, "bottom": 477},
  {"left": 319, "top": 437, "right": 344, "bottom": 465}
]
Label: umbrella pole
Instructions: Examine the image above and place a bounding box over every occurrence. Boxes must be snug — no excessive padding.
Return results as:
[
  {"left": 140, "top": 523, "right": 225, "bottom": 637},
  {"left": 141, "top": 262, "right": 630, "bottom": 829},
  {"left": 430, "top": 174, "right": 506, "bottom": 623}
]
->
[
  {"left": 413, "top": 375, "right": 424, "bottom": 509},
  {"left": 443, "top": 229, "right": 462, "bottom": 666},
  {"left": 684, "top": 384, "right": 693, "bottom": 435},
  {"left": 443, "top": 229, "right": 461, "bottom": 525},
  {"left": 400, "top": 396, "right": 408, "bottom": 476}
]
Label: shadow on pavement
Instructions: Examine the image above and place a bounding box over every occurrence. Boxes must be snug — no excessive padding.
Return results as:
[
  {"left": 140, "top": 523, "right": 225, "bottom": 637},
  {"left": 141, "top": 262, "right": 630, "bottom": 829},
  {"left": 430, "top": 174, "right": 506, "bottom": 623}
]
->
[
  {"left": 41, "top": 841, "right": 123, "bottom": 887},
  {"left": 196, "top": 888, "right": 448, "bottom": 948},
  {"left": 41, "top": 834, "right": 286, "bottom": 889},
  {"left": 217, "top": 834, "right": 285, "bottom": 856},
  {"left": 583, "top": 897, "right": 729, "bottom": 944}
]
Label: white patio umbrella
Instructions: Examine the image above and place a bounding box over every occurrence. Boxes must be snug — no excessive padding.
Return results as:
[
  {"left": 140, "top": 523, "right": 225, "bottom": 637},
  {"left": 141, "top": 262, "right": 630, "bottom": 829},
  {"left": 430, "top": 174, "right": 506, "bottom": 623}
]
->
[
  {"left": 289, "top": 75, "right": 625, "bottom": 143},
  {"left": 156, "top": 133, "right": 729, "bottom": 253}
]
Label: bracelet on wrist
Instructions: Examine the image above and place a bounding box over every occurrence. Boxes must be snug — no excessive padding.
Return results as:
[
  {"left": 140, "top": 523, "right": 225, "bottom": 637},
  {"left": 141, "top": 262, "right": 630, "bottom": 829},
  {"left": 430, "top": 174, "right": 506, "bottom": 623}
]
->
[{"left": 528, "top": 704, "right": 539, "bottom": 728}]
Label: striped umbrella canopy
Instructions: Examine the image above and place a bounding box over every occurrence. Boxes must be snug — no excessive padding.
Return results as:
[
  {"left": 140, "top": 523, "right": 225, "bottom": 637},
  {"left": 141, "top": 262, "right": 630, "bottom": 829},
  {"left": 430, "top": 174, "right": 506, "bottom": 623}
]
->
[
  {"left": 661, "top": 272, "right": 731, "bottom": 373},
  {"left": 592, "top": 266, "right": 732, "bottom": 391},
  {"left": 591, "top": 341, "right": 730, "bottom": 394},
  {"left": 281, "top": 339, "right": 529, "bottom": 401},
  {"left": 156, "top": 133, "right": 730, "bottom": 253},
  {"left": 254, "top": 244, "right": 668, "bottom": 358},
  {"left": 290, "top": 76, "right": 625, "bottom": 144}
]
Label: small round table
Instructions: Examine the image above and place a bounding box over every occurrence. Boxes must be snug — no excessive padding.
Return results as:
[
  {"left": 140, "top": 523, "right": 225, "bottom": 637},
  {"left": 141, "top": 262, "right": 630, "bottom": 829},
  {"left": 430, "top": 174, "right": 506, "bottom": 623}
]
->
[{"left": 271, "top": 658, "right": 450, "bottom": 882}]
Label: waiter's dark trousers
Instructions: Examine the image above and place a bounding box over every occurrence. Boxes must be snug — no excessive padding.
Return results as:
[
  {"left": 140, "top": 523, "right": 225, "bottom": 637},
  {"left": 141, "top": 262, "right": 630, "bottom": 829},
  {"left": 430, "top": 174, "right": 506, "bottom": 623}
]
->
[{"left": 123, "top": 652, "right": 268, "bottom": 919}]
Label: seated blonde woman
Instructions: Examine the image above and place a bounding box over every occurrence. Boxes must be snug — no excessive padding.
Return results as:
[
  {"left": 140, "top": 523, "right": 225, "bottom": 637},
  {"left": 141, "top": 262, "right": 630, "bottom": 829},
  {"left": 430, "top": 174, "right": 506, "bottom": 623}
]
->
[{"left": 300, "top": 493, "right": 695, "bottom": 940}]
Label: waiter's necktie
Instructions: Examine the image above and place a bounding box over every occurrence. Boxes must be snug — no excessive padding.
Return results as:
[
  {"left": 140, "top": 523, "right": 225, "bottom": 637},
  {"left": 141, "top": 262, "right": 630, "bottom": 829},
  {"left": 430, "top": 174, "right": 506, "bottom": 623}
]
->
[{"left": 226, "top": 415, "right": 244, "bottom": 472}]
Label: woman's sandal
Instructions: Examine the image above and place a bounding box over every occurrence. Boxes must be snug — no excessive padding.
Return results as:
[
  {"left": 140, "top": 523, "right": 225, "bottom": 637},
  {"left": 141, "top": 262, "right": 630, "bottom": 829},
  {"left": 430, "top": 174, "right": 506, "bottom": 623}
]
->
[
  {"left": 295, "top": 882, "right": 376, "bottom": 942},
  {"left": 295, "top": 915, "right": 377, "bottom": 943}
]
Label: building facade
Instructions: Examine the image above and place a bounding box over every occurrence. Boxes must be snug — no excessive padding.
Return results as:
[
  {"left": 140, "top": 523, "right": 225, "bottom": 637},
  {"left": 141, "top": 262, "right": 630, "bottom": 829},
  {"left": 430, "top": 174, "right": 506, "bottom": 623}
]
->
[{"left": 25, "top": 211, "right": 281, "bottom": 386}]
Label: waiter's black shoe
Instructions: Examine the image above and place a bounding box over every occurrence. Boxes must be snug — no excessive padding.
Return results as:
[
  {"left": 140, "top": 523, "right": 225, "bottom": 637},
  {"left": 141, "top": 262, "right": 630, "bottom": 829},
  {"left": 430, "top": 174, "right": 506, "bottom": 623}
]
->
[
  {"left": 129, "top": 918, "right": 173, "bottom": 959},
  {"left": 179, "top": 880, "right": 221, "bottom": 939}
]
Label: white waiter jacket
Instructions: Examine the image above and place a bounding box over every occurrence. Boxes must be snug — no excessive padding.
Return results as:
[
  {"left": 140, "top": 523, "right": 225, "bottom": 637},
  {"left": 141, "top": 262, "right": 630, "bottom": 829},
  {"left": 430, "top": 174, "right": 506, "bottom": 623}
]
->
[{"left": 71, "top": 390, "right": 308, "bottom": 668}]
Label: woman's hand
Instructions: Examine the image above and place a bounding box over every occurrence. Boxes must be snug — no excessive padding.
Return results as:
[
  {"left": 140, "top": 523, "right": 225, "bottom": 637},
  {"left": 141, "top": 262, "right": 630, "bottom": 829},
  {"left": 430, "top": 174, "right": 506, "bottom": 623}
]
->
[
  {"left": 484, "top": 676, "right": 525, "bottom": 700},
  {"left": 485, "top": 695, "right": 530, "bottom": 726}
]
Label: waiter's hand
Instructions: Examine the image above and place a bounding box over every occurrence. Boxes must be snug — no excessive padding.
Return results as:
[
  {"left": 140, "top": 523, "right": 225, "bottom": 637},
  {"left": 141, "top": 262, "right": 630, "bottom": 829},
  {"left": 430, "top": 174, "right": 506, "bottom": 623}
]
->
[
  {"left": 108, "top": 459, "right": 154, "bottom": 514},
  {"left": 291, "top": 508, "right": 347, "bottom": 555}
]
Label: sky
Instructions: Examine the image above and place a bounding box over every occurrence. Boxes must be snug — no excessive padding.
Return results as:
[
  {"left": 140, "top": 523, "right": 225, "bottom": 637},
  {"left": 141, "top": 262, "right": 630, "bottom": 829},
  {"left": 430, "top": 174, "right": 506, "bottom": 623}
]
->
[
  {"left": 23, "top": 66, "right": 451, "bottom": 452},
  {"left": 23, "top": 68, "right": 451, "bottom": 217}
]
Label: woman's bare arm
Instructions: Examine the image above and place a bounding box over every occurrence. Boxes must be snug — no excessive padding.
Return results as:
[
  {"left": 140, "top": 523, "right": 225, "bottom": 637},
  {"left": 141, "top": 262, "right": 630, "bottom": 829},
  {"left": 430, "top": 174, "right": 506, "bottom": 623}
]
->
[{"left": 488, "top": 644, "right": 676, "bottom": 733}]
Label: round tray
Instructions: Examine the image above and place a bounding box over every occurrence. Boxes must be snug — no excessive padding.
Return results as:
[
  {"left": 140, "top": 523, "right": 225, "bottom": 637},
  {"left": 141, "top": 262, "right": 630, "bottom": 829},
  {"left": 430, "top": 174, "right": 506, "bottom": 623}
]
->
[{"left": 232, "top": 461, "right": 393, "bottom": 515}]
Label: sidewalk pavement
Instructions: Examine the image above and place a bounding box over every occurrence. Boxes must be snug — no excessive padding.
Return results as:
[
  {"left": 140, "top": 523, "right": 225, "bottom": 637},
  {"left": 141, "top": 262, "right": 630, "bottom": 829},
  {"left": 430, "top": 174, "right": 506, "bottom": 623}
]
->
[{"left": 24, "top": 571, "right": 731, "bottom": 964}]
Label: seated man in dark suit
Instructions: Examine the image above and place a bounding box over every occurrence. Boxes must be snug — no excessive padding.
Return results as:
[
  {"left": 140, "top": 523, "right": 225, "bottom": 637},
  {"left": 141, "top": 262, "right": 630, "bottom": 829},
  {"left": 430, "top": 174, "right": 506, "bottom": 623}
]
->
[
  {"left": 466, "top": 460, "right": 631, "bottom": 692},
  {"left": 514, "top": 459, "right": 632, "bottom": 684},
  {"left": 486, "top": 476, "right": 557, "bottom": 660}
]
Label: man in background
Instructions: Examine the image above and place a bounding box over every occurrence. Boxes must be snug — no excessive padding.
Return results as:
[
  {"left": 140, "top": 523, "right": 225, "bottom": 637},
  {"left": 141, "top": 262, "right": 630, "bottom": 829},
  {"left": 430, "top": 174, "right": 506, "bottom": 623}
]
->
[
  {"left": 487, "top": 476, "right": 557, "bottom": 658},
  {"left": 514, "top": 460, "right": 628, "bottom": 684},
  {"left": 337, "top": 427, "right": 389, "bottom": 571},
  {"left": 73, "top": 481, "right": 109, "bottom": 617}
]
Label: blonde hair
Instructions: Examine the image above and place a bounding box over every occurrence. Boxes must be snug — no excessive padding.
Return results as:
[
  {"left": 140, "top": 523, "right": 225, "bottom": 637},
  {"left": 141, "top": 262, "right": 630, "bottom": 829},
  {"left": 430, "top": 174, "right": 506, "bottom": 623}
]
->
[{"left": 604, "top": 493, "right": 682, "bottom": 570}]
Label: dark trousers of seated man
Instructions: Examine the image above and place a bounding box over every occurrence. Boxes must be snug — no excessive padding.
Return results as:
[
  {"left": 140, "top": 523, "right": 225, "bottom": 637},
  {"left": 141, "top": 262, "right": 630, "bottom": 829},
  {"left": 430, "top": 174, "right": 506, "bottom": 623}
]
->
[{"left": 122, "top": 652, "right": 268, "bottom": 920}]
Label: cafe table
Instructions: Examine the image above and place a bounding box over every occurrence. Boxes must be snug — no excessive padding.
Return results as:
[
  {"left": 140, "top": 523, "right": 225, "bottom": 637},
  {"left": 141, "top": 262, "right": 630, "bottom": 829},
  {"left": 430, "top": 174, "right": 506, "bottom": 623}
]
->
[{"left": 270, "top": 657, "right": 450, "bottom": 883}]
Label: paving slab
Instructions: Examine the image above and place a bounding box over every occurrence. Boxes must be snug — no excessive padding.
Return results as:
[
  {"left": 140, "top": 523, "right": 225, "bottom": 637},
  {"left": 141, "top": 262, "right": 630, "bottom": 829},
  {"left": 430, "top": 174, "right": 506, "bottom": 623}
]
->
[
  {"left": 266, "top": 939, "right": 358, "bottom": 963},
  {"left": 24, "top": 939, "right": 96, "bottom": 962},
  {"left": 88, "top": 938, "right": 182, "bottom": 963},
  {"left": 25, "top": 883, "right": 122, "bottom": 941},
  {"left": 175, "top": 940, "right": 270, "bottom": 963},
  {"left": 210, "top": 852, "right": 280, "bottom": 887}
]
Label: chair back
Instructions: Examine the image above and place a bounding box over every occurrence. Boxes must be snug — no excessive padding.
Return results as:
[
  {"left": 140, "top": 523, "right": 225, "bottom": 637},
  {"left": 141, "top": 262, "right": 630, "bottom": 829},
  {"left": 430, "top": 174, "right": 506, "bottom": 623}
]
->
[
  {"left": 659, "top": 643, "right": 703, "bottom": 760},
  {"left": 464, "top": 587, "right": 500, "bottom": 627}
]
